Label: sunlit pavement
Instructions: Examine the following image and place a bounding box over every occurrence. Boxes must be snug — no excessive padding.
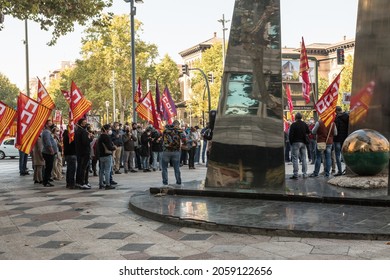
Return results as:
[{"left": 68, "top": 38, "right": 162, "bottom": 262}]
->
[{"left": 1, "top": 158, "right": 390, "bottom": 260}]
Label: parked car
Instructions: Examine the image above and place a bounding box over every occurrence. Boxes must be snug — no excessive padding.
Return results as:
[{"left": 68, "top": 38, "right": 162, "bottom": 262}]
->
[{"left": 0, "top": 138, "right": 19, "bottom": 159}]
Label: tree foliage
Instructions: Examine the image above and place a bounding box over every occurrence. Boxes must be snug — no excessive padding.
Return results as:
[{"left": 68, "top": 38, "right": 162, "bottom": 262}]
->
[
  {"left": 189, "top": 42, "right": 223, "bottom": 118},
  {"left": 339, "top": 54, "right": 353, "bottom": 110},
  {"left": 0, "top": 0, "right": 113, "bottom": 46},
  {"left": 155, "top": 54, "right": 180, "bottom": 101},
  {"left": 0, "top": 73, "right": 19, "bottom": 108}
]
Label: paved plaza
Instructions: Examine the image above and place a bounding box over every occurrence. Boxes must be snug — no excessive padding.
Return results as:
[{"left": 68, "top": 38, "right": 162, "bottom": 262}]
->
[{"left": 1, "top": 158, "right": 390, "bottom": 260}]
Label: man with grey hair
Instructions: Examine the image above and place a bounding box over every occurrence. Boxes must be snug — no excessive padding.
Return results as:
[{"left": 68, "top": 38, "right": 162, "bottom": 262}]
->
[{"left": 288, "top": 112, "right": 310, "bottom": 179}]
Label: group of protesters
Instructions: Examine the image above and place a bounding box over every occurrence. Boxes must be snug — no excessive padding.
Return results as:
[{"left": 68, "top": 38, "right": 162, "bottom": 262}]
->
[
  {"left": 26, "top": 118, "right": 212, "bottom": 189},
  {"left": 285, "top": 106, "right": 350, "bottom": 179}
]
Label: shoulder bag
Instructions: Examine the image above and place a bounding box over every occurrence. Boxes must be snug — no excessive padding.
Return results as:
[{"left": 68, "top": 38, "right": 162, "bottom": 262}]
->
[{"left": 317, "top": 123, "right": 333, "bottom": 152}]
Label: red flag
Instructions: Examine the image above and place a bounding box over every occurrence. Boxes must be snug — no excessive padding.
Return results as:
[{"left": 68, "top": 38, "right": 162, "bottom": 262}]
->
[
  {"left": 37, "top": 78, "right": 55, "bottom": 110},
  {"left": 68, "top": 107, "right": 75, "bottom": 143},
  {"left": 70, "top": 81, "right": 92, "bottom": 125},
  {"left": 299, "top": 37, "right": 311, "bottom": 104},
  {"left": 16, "top": 93, "right": 52, "bottom": 154},
  {"left": 136, "top": 91, "right": 162, "bottom": 130},
  {"left": 134, "top": 77, "right": 143, "bottom": 103},
  {"left": 314, "top": 72, "right": 341, "bottom": 127},
  {"left": 61, "top": 89, "right": 71, "bottom": 104},
  {"left": 53, "top": 110, "right": 62, "bottom": 123},
  {"left": 349, "top": 81, "right": 375, "bottom": 125},
  {"left": 0, "top": 101, "right": 17, "bottom": 144},
  {"left": 284, "top": 84, "right": 295, "bottom": 121},
  {"left": 161, "top": 85, "right": 177, "bottom": 124}
]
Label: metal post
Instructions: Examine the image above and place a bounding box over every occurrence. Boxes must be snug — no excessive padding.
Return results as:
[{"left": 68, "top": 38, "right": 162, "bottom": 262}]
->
[
  {"left": 189, "top": 67, "right": 211, "bottom": 113},
  {"left": 130, "top": 0, "right": 137, "bottom": 123},
  {"left": 218, "top": 14, "right": 229, "bottom": 67},
  {"left": 112, "top": 70, "right": 116, "bottom": 122},
  {"left": 24, "top": 19, "right": 30, "bottom": 97}
]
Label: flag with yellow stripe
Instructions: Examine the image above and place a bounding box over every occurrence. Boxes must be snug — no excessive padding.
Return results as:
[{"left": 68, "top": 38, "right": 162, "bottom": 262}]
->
[
  {"left": 0, "top": 101, "right": 17, "bottom": 144},
  {"left": 314, "top": 72, "right": 341, "bottom": 127},
  {"left": 70, "top": 81, "right": 92, "bottom": 125},
  {"left": 37, "top": 78, "right": 55, "bottom": 110},
  {"left": 16, "top": 93, "right": 52, "bottom": 154}
]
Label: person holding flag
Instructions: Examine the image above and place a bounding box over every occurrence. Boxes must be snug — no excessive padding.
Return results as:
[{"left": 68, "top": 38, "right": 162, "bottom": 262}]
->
[{"left": 41, "top": 120, "right": 58, "bottom": 187}]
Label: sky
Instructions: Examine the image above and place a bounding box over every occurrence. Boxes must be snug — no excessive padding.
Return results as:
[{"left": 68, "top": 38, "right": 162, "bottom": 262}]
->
[{"left": 0, "top": 0, "right": 358, "bottom": 90}]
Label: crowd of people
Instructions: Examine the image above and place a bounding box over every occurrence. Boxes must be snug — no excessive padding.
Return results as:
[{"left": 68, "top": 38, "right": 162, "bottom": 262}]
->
[
  {"left": 285, "top": 106, "right": 350, "bottom": 180},
  {"left": 23, "top": 119, "right": 213, "bottom": 189}
]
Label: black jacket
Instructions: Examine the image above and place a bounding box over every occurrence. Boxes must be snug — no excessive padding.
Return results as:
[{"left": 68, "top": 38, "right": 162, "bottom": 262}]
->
[
  {"left": 288, "top": 120, "right": 310, "bottom": 144},
  {"left": 333, "top": 112, "right": 349, "bottom": 143}
]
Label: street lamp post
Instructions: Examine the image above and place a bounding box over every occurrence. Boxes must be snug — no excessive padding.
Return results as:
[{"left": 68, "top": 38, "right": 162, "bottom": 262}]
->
[
  {"left": 105, "top": 101, "right": 110, "bottom": 124},
  {"left": 24, "top": 19, "right": 30, "bottom": 97},
  {"left": 124, "top": 0, "right": 143, "bottom": 123}
]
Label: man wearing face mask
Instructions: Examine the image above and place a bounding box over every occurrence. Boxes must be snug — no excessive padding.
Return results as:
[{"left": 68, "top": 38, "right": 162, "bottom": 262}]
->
[
  {"left": 75, "top": 118, "right": 93, "bottom": 189},
  {"left": 97, "top": 124, "right": 116, "bottom": 189}
]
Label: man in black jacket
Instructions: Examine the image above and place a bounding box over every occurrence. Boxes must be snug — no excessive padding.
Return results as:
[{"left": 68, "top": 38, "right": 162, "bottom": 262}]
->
[
  {"left": 75, "top": 118, "right": 93, "bottom": 189},
  {"left": 288, "top": 112, "right": 310, "bottom": 179},
  {"left": 334, "top": 106, "right": 349, "bottom": 176}
]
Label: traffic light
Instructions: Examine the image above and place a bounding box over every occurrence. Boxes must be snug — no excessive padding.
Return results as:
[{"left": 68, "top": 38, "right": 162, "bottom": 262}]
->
[
  {"left": 181, "top": 64, "right": 188, "bottom": 75},
  {"left": 208, "top": 73, "right": 214, "bottom": 83},
  {"left": 337, "top": 48, "right": 345, "bottom": 65}
]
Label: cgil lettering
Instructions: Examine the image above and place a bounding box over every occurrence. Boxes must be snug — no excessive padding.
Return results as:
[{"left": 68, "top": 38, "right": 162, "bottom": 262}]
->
[{"left": 20, "top": 99, "right": 38, "bottom": 134}]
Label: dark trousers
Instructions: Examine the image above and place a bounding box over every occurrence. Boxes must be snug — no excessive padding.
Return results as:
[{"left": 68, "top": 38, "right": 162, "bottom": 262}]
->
[
  {"left": 188, "top": 146, "right": 196, "bottom": 168},
  {"left": 19, "top": 151, "right": 28, "bottom": 174},
  {"left": 76, "top": 155, "right": 90, "bottom": 185},
  {"left": 42, "top": 153, "right": 55, "bottom": 185},
  {"left": 65, "top": 155, "right": 77, "bottom": 186}
]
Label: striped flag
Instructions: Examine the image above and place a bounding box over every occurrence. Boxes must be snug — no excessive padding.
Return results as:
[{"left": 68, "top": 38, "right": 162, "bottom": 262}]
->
[
  {"left": 136, "top": 91, "right": 162, "bottom": 130},
  {"left": 16, "top": 93, "right": 52, "bottom": 154},
  {"left": 70, "top": 81, "right": 92, "bottom": 125},
  {"left": 155, "top": 80, "right": 163, "bottom": 118},
  {"left": 314, "top": 72, "right": 341, "bottom": 127},
  {"left": 284, "top": 84, "right": 295, "bottom": 121},
  {"left": 349, "top": 81, "right": 375, "bottom": 125},
  {"left": 0, "top": 101, "right": 17, "bottom": 144},
  {"left": 299, "top": 37, "right": 311, "bottom": 104},
  {"left": 37, "top": 78, "right": 55, "bottom": 110}
]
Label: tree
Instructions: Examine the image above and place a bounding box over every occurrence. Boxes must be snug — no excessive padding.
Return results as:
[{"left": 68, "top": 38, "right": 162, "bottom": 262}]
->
[
  {"left": 189, "top": 42, "right": 223, "bottom": 120},
  {"left": 339, "top": 54, "right": 353, "bottom": 110},
  {"left": 71, "top": 14, "right": 158, "bottom": 123},
  {"left": 1, "top": 0, "right": 113, "bottom": 46},
  {"left": 155, "top": 54, "right": 180, "bottom": 101},
  {"left": 0, "top": 73, "right": 19, "bottom": 108}
]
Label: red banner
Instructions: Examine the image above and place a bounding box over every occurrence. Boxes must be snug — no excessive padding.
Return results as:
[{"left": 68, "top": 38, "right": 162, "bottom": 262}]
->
[
  {"left": 53, "top": 110, "right": 62, "bottom": 123},
  {"left": 70, "top": 81, "right": 92, "bottom": 125},
  {"left": 314, "top": 72, "right": 341, "bottom": 127},
  {"left": 135, "top": 77, "right": 143, "bottom": 103},
  {"left": 284, "top": 84, "right": 295, "bottom": 121},
  {"left": 61, "top": 89, "right": 71, "bottom": 104},
  {"left": 349, "top": 81, "right": 375, "bottom": 125},
  {"left": 0, "top": 101, "right": 17, "bottom": 144},
  {"left": 37, "top": 78, "right": 55, "bottom": 110},
  {"left": 299, "top": 37, "right": 311, "bottom": 104},
  {"left": 135, "top": 91, "right": 162, "bottom": 130},
  {"left": 16, "top": 93, "right": 52, "bottom": 154}
]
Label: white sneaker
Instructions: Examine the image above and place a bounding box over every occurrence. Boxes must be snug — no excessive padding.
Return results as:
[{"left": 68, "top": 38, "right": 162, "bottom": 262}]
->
[{"left": 80, "top": 184, "right": 91, "bottom": 189}]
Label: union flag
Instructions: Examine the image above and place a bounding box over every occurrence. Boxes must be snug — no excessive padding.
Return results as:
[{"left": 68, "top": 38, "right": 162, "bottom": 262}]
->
[
  {"left": 0, "top": 101, "right": 17, "bottom": 144},
  {"left": 299, "top": 37, "right": 311, "bottom": 104},
  {"left": 70, "top": 81, "right": 92, "bottom": 125},
  {"left": 16, "top": 93, "right": 52, "bottom": 154},
  {"left": 37, "top": 78, "right": 55, "bottom": 110}
]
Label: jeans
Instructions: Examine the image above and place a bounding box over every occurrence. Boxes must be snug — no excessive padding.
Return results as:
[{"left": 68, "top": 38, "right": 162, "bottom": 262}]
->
[
  {"left": 334, "top": 142, "right": 343, "bottom": 173},
  {"left": 99, "top": 155, "right": 112, "bottom": 187},
  {"left": 313, "top": 144, "right": 332, "bottom": 176},
  {"left": 161, "top": 151, "right": 181, "bottom": 185},
  {"left": 152, "top": 151, "right": 162, "bottom": 170},
  {"left": 65, "top": 155, "right": 77, "bottom": 186},
  {"left": 201, "top": 140, "right": 207, "bottom": 163},
  {"left": 309, "top": 139, "right": 317, "bottom": 163},
  {"left": 194, "top": 146, "right": 200, "bottom": 163},
  {"left": 19, "top": 151, "right": 28, "bottom": 174},
  {"left": 291, "top": 142, "right": 308, "bottom": 177}
]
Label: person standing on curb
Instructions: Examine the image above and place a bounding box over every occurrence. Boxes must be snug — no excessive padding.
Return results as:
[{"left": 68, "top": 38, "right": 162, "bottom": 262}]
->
[
  {"left": 161, "top": 120, "right": 187, "bottom": 187},
  {"left": 288, "top": 112, "right": 310, "bottom": 179}
]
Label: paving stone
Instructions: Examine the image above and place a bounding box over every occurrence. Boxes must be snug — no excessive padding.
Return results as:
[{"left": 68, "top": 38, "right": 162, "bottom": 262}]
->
[
  {"left": 118, "top": 243, "right": 154, "bottom": 251},
  {"left": 85, "top": 223, "right": 115, "bottom": 229},
  {"left": 74, "top": 215, "right": 100, "bottom": 220},
  {"left": 180, "top": 234, "right": 213, "bottom": 241},
  {"left": 28, "top": 230, "right": 60, "bottom": 237},
  {"left": 52, "top": 253, "right": 89, "bottom": 260},
  {"left": 98, "top": 232, "right": 133, "bottom": 240},
  {"left": 37, "top": 241, "right": 72, "bottom": 249},
  {"left": 148, "top": 256, "right": 180, "bottom": 260}
]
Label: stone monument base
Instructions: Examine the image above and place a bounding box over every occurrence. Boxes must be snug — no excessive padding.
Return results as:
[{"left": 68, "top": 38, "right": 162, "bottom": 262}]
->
[{"left": 328, "top": 175, "right": 388, "bottom": 189}]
